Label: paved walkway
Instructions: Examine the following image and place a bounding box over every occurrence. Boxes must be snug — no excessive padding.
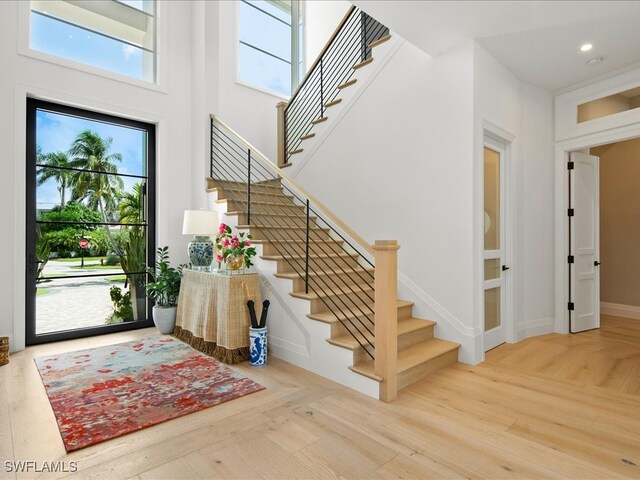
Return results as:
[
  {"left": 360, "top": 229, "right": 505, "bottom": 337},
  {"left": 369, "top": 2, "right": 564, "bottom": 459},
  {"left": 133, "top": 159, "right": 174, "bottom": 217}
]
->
[{"left": 36, "top": 260, "right": 125, "bottom": 334}]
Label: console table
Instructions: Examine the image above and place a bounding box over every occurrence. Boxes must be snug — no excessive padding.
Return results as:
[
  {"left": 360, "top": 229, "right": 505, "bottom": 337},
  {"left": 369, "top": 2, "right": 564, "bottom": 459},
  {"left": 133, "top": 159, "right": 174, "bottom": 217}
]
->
[{"left": 174, "top": 269, "right": 262, "bottom": 364}]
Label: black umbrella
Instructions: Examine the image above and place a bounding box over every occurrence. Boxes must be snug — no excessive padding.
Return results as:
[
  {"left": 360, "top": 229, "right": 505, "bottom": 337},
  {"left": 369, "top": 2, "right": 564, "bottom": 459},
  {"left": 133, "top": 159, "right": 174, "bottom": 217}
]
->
[
  {"left": 258, "top": 282, "right": 271, "bottom": 328},
  {"left": 242, "top": 282, "right": 259, "bottom": 328}
]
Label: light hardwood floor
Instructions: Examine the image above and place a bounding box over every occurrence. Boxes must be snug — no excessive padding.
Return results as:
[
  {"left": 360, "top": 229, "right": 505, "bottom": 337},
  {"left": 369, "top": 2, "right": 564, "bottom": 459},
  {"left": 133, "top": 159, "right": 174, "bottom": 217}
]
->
[{"left": 1, "top": 315, "right": 640, "bottom": 479}]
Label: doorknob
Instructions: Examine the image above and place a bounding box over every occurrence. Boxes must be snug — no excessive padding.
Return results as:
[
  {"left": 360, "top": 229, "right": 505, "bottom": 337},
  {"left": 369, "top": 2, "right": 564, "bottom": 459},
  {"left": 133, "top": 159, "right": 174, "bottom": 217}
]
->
[
  {"left": 594, "top": 261, "right": 601, "bottom": 266},
  {"left": 502, "top": 265, "right": 510, "bottom": 271}
]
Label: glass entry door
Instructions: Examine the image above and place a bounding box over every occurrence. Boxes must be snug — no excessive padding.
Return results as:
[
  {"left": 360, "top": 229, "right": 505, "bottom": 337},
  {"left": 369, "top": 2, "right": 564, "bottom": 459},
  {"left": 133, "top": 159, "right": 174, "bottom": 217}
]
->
[
  {"left": 26, "top": 99, "right": 156, "bottom": 344},
  {"left": 483, "top": 145, "right": 507, "bottom": 351}
]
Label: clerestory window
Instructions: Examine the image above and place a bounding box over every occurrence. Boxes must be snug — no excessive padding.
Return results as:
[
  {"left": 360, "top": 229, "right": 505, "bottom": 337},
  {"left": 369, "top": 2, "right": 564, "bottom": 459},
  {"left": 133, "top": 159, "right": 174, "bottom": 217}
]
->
[
  {"left": 238, "top": 0, "right": 304, "bottom": 97},
  {"left": 29, "top": 0, "right": 157, "bottom": 83}
]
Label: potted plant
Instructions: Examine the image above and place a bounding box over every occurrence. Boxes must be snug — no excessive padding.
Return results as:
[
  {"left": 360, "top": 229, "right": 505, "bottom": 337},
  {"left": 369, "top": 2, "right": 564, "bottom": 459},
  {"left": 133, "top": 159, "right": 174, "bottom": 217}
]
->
[{"left": 146, "top": 246, "right": 184, "bottom": 334}]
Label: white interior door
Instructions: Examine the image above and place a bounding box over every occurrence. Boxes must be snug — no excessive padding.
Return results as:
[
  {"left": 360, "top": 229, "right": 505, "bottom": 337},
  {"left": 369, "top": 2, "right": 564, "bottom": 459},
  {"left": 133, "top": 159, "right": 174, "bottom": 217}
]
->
[
  {"left": 483, "top": 145, "right": 507, "bottom": 351},
  {"left": 570, "top": 151, "right": 600, "bottom": 333}
]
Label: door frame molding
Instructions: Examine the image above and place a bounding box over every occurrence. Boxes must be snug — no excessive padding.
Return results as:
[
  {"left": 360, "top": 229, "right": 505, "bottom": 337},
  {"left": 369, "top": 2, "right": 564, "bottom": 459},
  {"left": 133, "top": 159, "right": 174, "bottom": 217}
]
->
[
  {"left": 13, "top": 83, "right": 166, "bottom": 351},
  {"left": 554, "top": 124, "right": 640, "bottom": 334},
  {"left": 481, "top": 122, "right": 515, "bottom": 352}
]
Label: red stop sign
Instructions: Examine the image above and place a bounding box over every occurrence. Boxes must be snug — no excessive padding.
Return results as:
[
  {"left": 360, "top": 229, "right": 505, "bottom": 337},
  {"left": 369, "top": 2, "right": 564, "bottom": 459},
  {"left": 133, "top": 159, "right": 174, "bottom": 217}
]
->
[{"left": 79, "top": 239, "right": 88, "bottom": 249}]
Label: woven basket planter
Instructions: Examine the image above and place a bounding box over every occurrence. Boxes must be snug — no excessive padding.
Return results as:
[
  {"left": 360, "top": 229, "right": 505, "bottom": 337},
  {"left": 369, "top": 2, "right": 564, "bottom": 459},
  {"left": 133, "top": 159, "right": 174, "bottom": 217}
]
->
[{"left": 0, "top": 337, "right": 9, "bottom": 366}]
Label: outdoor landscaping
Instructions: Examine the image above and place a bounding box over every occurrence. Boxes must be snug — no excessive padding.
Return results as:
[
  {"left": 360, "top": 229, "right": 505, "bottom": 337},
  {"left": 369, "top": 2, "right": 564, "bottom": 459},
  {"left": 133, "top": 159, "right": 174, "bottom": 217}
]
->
[{"left": 35, "top": 129, "right": 148, "bottom": 333}]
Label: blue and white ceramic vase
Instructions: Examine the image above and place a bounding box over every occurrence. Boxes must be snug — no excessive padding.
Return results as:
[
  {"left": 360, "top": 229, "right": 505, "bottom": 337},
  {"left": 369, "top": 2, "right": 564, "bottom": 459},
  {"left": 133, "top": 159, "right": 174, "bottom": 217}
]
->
[
  {"left": 249, "top": 327, "right": 267, "bottom": 366},
  {"left": 188, "top": 236, "right": 214, "bottom": 271}
]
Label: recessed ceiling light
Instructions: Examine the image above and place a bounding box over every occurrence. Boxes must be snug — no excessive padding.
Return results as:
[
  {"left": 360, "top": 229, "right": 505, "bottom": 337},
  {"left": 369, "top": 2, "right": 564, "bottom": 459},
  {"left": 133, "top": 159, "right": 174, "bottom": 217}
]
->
[
  {"left": 580, "top": 43, "right": 593, "bottom": 52},
  {"left": 587, "top": 57, "right": 603, "bottom": 65}
]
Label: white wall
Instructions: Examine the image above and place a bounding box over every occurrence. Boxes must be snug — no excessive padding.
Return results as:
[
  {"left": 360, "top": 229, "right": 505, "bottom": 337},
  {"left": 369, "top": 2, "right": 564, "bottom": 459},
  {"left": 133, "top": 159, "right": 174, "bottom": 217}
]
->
[
  {"left": 292, "top": 40, "right": 481, "bottom": 362},
  {"left": 305, "top": 1, "right": 351, "bottom": 65},
  {"left": 473, "top": 43, "right": 555, "bottom": 345},
  {"left": 0, "top": 1, "right": 195, "bottom": 350}
]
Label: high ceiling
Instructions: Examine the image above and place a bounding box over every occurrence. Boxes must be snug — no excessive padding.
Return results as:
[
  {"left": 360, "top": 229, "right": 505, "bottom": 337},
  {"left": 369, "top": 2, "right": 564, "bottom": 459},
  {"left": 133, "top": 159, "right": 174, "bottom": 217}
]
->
[{"left": 353, "top": 1, "right": 640, "bottom": 92}]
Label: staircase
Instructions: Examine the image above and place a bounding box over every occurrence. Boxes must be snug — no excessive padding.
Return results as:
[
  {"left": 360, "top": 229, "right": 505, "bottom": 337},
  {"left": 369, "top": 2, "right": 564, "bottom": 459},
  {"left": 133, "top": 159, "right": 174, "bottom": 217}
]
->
[
  {"left": 208, "top": 116, "right": 460, "bottom": 401},
  {"left": 276, "top": 6, "right": 395, "bottom": 169}
]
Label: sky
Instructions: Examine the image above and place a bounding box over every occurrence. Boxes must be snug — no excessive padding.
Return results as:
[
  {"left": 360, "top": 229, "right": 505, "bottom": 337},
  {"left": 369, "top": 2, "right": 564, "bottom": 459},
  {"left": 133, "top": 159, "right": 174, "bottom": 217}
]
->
[
  {"left": 30, "top": 12, "right": 149, "bottom": 81},
  {"left": 36, "top": 110, "right": 147, "bottom": 210}
]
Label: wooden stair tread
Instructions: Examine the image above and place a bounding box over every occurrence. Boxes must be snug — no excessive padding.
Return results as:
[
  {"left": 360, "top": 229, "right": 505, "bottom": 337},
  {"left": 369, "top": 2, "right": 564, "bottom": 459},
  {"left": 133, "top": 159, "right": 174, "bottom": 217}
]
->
[
  {"left": 368, "top": 34, "right": 391, "bottom": 49},
  {"left": 290, "top": 283, "right": 373, "bottom": 302},
  {"left": 216, "top": 198, "right": 296, "bottom": 206},
  {"left": 280, "top": 162, "right": 292, "bottom": 168},
  {"left": 208, "top": 187, "right": 289, "bottom": 198},
  {"left": 337, "top": 79, "right": 357, "bottom": 90},
  {"left": 262, "top": 238, "right": 343, "bottom": 246},
  {"left": 236, "top": 224, "right": 328, "bottom": 231},
  {"left": 327, "top": 318, "right": 436, "bottom": 351},
  {"left": 348, "top": 365, "right": 382, "bottom": 382},
  {"left": 226, "top": 211, "right": 314, "bottom": 220},
  {"left": 324, "top": 98, "right": 342, "bottom": 108},
  {"left": 207, "top": 181, "right": 282, "bottom": 190},
  {"left": 288, "top": 148, "right": 303, "bottom": 155},
  {"left": 274, "top": 266, "right": 372, "bottom": 280},
  {"left": 308, "top": 300, "right": 414, "bottom": 324},
  {"left": 352, "top": 339, "right": 460, "bottom": 382},
  {"left": 300, "top": 133, "right": 316, "bottom": 141},
  {"left": 311, "top": 117, "right": 328, "bottom": 125},
  {"left": 261, "top": 252, "right": 357, "bottom": 261},
  {"left": 352, "top": 58, "right": 373, "bottom": 70}
]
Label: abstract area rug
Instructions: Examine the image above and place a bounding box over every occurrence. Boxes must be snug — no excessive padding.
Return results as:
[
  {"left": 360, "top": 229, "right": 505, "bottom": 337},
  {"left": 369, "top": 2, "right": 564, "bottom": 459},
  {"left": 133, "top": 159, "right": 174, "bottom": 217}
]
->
[{"left": 35, "top": 337, "right": 265, "bottom": 452}]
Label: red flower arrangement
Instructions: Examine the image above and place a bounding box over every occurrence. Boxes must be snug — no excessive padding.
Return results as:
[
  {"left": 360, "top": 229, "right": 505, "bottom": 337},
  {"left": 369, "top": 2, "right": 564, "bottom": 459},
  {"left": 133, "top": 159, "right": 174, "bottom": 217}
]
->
[{"left": 215, "top": 223, "right": 257, "bottom": 268}]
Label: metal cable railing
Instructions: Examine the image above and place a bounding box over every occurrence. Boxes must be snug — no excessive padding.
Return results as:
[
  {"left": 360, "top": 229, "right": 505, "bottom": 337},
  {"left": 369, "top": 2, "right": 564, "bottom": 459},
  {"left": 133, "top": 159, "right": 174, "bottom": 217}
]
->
[
  {"left": 283, "top": 7, "right": 389, "bottom": 164},
  {"left": 211, "top": 116, "right": 377, "bottom": 358}
]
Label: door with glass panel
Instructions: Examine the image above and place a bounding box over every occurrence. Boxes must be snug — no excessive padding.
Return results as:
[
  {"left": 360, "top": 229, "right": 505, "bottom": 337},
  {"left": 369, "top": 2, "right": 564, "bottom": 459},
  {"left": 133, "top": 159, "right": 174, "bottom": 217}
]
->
[
  {"left": 483, "top": 144, "right": 507, "bottom": 351},
  {"left": 26, "top": 99, "right": 155, "bottom": 345}
]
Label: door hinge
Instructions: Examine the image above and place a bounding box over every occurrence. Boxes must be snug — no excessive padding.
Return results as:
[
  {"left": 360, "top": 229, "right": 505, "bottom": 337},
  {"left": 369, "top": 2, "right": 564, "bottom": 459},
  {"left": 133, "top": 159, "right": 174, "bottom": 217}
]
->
[
  {"left": 568, "top": 255, "right": 574, "bottom": 264},
  {"left": 567, "top": 161, "right": 575, "bottom": 170},
  {"left": 568, "top": 302, "right": 575, "bottom": 311},
  {"left": 568, "top": 208, "right": 575, "bottom": 217}
]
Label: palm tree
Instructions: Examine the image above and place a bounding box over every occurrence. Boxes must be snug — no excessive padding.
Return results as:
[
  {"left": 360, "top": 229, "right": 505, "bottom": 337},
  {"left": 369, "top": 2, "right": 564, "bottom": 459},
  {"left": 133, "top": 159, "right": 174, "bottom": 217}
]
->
[
  {"left": 68, "top": 130, "right": 124, "bottom": 253},
  {"left": 36, "top": 151, "right": 72, "bottom": 208},
  {"left": 118, "top": 183, "right": 144, "bottom": 225}
]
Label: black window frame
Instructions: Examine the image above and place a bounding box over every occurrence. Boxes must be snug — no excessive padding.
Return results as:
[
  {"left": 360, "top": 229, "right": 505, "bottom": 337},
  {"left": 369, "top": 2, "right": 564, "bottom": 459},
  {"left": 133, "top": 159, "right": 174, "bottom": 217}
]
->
[{"left": 25, "top": 98, "right": 156, "bottom": 345}]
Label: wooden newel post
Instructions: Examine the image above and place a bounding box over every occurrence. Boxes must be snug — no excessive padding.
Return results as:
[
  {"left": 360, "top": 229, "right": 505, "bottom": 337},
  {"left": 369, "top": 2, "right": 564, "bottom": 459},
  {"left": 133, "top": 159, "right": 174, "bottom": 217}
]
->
[
  {"left": 276, "top": 101, "right": 288, "bottom": 168},
  {"left": 373, "top": 239, "right": 400, "bottom": 402}
]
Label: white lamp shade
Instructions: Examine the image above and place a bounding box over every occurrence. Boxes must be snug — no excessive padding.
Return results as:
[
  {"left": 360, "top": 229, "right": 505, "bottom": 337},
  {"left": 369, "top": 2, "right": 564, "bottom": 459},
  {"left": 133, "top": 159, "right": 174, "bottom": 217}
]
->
[{"left": 182, "top": 210, "right": 218, "bottom": 235}]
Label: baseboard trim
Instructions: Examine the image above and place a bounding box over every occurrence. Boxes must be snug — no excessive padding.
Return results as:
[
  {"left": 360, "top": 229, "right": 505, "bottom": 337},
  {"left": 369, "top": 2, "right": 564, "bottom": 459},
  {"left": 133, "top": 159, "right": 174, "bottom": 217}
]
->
[
  {"left": 600, "top": 302, "right": 640, "bottom": 320},
  {"left": 516, "top": 317, "right": 554, "bottom": 341}
]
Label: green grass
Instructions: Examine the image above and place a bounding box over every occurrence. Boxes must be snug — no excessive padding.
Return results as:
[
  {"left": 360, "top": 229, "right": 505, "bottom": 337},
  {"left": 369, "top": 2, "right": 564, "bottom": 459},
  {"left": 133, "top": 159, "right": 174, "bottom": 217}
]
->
[
  {"left": 107, "top": 275, "right": 127, "bottom": 283},
  {"left": 36, "top": 288, "right": 50, "bottom": 296},
  {"left": 70, "top": 264, "right": 122, "bottom": 270},
  {"left": 54, "top": 256, "right": 107, "bottom": 263}
]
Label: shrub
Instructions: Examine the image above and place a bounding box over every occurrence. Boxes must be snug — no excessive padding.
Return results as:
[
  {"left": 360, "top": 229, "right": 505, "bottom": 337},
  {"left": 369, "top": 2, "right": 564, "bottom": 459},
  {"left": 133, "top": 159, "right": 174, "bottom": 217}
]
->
[
  {"left": 38, "top": 202, "right": 102, "bottom": 233},
  {"left": 105, "top": 254, "right": 120, "bottom": 266}
]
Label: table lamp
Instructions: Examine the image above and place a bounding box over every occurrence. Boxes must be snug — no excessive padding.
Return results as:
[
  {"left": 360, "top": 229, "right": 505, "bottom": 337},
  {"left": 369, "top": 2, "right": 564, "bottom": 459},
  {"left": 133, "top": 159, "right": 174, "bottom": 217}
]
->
[{"left": 182, "top": 210, "right": 218, "bottom": 271}]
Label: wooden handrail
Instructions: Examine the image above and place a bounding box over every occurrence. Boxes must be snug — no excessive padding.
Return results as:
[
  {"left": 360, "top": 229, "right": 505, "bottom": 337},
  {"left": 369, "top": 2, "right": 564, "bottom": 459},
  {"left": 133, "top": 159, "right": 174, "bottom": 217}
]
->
[
  {"left": 286, "top": 5, "right": 357, "bottom": 108},
  {"left": 210, "top": 114, "right": 374, "bottom": 256}
]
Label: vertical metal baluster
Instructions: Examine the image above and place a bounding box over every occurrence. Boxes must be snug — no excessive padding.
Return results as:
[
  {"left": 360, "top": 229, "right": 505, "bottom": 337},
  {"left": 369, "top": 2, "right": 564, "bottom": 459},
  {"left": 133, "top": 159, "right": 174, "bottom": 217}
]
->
[
  {"left": 320, "top": 58, "right": 324, "bottom": 119},
  {"left": 210, "top": 118, "right": 214, "bottom": 178},
  {"left": 247, "top": 149, "right": 251, "bottom": 226},
  {"left": 283, "top": 106, "right": 288, "bottom": 165},
  {"left": 361, "top": 11, "right": 367, "bottom": 61},
  {"left": 305, "top": 199, "right": 310, "bottom": 294}
]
